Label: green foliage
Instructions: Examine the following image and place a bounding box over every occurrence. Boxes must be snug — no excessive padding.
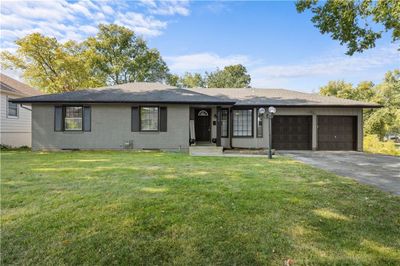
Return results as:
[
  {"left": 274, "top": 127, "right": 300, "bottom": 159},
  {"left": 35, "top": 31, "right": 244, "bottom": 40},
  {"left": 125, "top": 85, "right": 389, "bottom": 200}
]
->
[
  {"left": 320, "top": 80, "right": 354, "bottom": 98},
  {"left": 2, "top": 151, "right": 400, "bottom": 264},
  {"left": 296, "top": 0, "right": 400, "bottom": 55},
  {"left": 353, "top": 81, "right": 376, "bottom": 102},
  {"left": 1, "top": 24, "right": 169, "bottom": 92},
  {"left": 180, "top": 72, "right": 205, "bottom": 88},
  {"left": 1, "top": 33, "right": 104, "bottom": 93},
  {"left": 319, "top": 69, "right": 400, "bottom": 139},
  {"left": 206, "top": 64, "right": 251, "bottom": 88},
  {"left": 364, "top": 108, "right": 393, "bottom": 137},
  {"left": 85, "top": 24, "right": 169, "bottom": 85},
  {"left": 368, "top": 70, "right": 400, "bottom": 136},
  {"left": 166, "top": 74, "right": 180, "bottom": 87},
  {"left": 0, "top": 144, "right": 30, "bottom": 151},
  {"left": 168, "top": 64, "right": 251, "bottom": 88},
  {"left": 364, "top": 134, "right": 400, "bottom": 156}
]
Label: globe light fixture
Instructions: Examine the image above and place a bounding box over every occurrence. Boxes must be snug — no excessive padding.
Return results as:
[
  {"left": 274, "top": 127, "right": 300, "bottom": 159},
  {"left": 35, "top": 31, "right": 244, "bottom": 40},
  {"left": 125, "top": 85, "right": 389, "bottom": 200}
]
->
[{"left": 268, "top": 106, "right": 276, "bottom": 114}]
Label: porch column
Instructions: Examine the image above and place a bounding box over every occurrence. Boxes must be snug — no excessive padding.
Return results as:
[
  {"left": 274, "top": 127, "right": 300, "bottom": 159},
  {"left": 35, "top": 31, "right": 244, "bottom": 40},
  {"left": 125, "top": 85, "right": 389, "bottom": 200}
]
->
[
  {"left": 216, "top": 106, "right": 222, "bottom": 147},
  {"left": 312, "top": 113, "right": 317, "bottom": 150},
  {"left": 189, "top": 107, "right": 195, "bottom": 145},
  {"left": 357, "top": 110, "right": 363, "bottom": 151}
]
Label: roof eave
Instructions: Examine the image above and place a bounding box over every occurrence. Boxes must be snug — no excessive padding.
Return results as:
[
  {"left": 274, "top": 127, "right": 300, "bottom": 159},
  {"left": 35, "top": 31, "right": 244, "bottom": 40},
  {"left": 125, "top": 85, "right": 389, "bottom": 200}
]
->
[
  {"left": 11, "top": 99, "right": 236, "bottom": 105},
  {"left": 232, "top": 104, "right": 382, "bottom": 108},
  {"left": 11, "top": 99, "right": 382, "bottom": 108}
]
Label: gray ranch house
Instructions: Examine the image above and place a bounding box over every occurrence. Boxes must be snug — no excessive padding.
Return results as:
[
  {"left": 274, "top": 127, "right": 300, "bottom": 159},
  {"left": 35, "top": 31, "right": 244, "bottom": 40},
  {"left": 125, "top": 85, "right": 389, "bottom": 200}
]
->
[{"left": 13, "top": 82, "right": 379, "bottom": 152}]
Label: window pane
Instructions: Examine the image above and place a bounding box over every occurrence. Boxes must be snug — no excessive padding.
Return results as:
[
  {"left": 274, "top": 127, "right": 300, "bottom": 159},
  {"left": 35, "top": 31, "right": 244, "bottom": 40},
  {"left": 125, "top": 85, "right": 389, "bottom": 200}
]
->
[
  {"left": 8, "top": 100, "right": 18, "bottom": 117},
  {"left": 140, "top": 107, "right": 159, "bottom": 131},
  {"left": 65, "top": 107, "right": 83, "bottom": 130},
  {"left": 233, "top": 109, "right": 253, "bottom": 137}
]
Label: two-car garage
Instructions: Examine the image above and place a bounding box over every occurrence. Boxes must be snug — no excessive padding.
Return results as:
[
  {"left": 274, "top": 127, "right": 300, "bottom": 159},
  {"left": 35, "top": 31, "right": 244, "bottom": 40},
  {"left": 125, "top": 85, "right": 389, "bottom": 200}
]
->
[{"left": 272, "top": 115, "right": 357, "bottom": 151}]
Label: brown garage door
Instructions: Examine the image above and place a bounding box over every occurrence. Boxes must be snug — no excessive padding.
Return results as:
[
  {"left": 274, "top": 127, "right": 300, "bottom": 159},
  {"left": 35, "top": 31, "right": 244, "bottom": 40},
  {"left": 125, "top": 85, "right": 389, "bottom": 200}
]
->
[
  {"left": 318, "top": 116, "right": 357, "bottom": 150},
  {"left": 272, "top": 116, "right": 312, "bottom": 150}
]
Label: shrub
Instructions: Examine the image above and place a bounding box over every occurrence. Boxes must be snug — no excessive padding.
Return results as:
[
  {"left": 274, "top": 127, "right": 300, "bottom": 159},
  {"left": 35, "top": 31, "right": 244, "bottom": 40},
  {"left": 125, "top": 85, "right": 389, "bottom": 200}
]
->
[
  {"left": 364, "top": 134, "right": 400, "bottom": 156},
  {"left": 0, "top": 145, "right": 31, "bottom": 151},
  {"left": 0, "top": 144, "right": 12, "bottom": 150}
]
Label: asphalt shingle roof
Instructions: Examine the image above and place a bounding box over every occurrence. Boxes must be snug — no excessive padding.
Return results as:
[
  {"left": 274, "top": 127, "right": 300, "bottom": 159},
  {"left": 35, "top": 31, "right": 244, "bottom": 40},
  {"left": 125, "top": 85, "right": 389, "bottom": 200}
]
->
[
  {"left": 12, "top": 83, "right": 235, "bottom": 104},
  {"left": 12, "top": 82, "right": 380, "bottom": 107},
  {"left": 0, "top": 74, "right": 42, "bottom": 97},
  {"left": 188, "top": 87, "right": 380, "bottom": 107}
]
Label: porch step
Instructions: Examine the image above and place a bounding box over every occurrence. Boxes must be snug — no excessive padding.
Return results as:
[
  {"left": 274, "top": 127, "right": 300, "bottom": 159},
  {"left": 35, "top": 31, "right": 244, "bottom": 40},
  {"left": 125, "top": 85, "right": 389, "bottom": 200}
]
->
[{"left": 189, "top": 146, "right": 224, "bottom": 156}]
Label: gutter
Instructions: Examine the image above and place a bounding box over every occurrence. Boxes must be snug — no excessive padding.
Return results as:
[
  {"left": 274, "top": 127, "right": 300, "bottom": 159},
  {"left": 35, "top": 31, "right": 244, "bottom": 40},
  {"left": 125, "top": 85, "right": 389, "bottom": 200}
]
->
[
  {"left": 20, "top": 105, "right": 32, "bottom": 111},
  {"left": 231, "top": 104, "right": 383, "bottom": 108},
  {"left": 10, "top": 100, "right": 237, "bottom": 105}
]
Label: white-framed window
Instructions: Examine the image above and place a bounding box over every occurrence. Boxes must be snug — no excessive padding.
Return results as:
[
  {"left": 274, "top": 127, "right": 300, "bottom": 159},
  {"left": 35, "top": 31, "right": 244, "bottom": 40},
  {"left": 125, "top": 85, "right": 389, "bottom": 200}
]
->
[
  {"left": 233, "top": 109, "right": 253, "bottom": 137},
  {"left": 64, "top": 106, "right": 83, "bottom": 131},
  {"left": 7, "top": 97, "right": 18, "bottom": 118},
  {"left": 140, "top": 106, "right": 159, "bottom": 131},
  {"left": 198, "top": 110, "right": 209, "bottom": 116}
]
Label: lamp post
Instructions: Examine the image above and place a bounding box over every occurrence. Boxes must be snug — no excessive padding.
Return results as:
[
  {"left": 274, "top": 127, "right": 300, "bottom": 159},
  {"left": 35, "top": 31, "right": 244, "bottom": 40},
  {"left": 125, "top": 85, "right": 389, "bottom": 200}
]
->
[{"left": 267, "top": 106, "right": 276, "bottom": 159}]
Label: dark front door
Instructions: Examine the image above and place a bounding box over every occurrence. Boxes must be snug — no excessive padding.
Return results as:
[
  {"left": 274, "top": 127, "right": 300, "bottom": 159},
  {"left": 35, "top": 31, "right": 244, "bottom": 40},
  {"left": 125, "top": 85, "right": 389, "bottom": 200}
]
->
[
  {"left": 272, "top": 116, "right": 312, "bottom": 150},
  {"left": 318, "top": 116, "right": 357, "bottom": 150},
  {"left": 195, "top": 108, "right": 211, "bottom": 142}
]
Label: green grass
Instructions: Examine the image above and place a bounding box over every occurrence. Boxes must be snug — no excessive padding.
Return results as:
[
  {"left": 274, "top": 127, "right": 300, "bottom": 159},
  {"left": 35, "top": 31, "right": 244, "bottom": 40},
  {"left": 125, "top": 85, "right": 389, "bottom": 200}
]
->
[{"left": 1, "top": 151, "right": 399, "bottom": 265}]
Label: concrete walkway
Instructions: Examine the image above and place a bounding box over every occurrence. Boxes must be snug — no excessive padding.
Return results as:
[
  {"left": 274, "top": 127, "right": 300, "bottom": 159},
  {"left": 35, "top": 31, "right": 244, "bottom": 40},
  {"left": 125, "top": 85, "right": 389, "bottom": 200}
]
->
[{"left": 280, "top": 151, "right": 400, "bottom": 195}]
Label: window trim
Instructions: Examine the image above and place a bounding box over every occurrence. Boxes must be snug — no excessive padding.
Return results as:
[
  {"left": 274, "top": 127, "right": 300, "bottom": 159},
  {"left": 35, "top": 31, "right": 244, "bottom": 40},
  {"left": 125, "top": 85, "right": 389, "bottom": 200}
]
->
[
  {"left": 139, "top": 106, "right": 160, "bottom": 132},
  {"left": 7, "top": 96, "right": 19, "bottom": 118},
  {"left": 221, "top": 108, "right": 229, "bottom": 138},
  {"left": 232, "top": 108, "right": 254, "bottom": 138},
  {"left": 256, "top": 108, "right": 263, "bottom": 138},
  {"left": 63, "top": 105, "right": 84, "bottom": 132}
]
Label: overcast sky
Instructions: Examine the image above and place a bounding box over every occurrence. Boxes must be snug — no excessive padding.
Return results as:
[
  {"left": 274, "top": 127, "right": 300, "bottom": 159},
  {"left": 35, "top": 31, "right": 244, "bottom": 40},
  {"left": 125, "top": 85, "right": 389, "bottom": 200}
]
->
[{"left": 1, "top": 0, "right": 399, "bottom": 92}]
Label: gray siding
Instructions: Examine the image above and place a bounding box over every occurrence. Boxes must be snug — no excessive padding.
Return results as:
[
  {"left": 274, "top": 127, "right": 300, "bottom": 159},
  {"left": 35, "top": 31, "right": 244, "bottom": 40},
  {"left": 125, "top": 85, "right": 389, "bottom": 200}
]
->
[
  {"left": 32, "top": 104, "right": 189, "bottom": 151},
  {"left": 31, "top": 104, "right": 364, "bottom": 152},
  {"left": 0, "top": 92, "right": 32, "bottom": 147}
]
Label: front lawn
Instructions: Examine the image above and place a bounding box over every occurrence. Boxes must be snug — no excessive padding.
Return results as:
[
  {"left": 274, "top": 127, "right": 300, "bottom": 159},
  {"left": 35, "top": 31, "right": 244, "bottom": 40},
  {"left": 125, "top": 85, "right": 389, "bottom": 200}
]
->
[{"left": 1, "top": 151, "right": 399, "bottom": 265}]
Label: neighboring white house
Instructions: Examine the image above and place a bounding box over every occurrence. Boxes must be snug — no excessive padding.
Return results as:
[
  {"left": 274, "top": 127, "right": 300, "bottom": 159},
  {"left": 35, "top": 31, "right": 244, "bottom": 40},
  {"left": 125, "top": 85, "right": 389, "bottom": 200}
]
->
[{"left": 0, "top": 74, "right": 41, "bottom": 147}]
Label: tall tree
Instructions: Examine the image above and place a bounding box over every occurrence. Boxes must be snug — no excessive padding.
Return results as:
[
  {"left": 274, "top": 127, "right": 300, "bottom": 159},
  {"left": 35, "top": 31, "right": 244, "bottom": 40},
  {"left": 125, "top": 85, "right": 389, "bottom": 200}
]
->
[
  {"left": 1, "top": 33, "right": 104, "bottom": 93},
  {"left": 367, "top": 70, "right": 400, "bottom": 136},
  {"left": 320, "top": 80, "right": 354, "bottom": 98},
  {"left": 206, "top": 64, "right": 251, "bottom": 88},
  {"left": 86, "top": 24, "right": 169, "bottom": 85},
  {"left": 320, "top": 80, "right": 376, "bottom": 101},
  {"left": 166, "top": 74, "right": 180, "bottom": 87},
  {"left": 180, "top": 72, "right": 205, "bottom": 88},
  {"left": 296, "top": 0, "right": 400, "bottom": 55},
  {"left": 319, "top": 69, "right": 400, "bottom": 138},
  {"left": 1, "top": 24, "right": 171, "bottom": 92},
  {"left": 352, "top": 81, "right": 376, "bottom": 102}
]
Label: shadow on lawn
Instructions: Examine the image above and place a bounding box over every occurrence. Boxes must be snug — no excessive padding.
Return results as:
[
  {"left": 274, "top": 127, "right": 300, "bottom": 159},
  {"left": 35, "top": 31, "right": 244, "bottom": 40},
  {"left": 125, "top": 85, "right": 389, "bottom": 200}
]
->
[{"left": 285, "top": 203, "right": 400, "bottom": 264}]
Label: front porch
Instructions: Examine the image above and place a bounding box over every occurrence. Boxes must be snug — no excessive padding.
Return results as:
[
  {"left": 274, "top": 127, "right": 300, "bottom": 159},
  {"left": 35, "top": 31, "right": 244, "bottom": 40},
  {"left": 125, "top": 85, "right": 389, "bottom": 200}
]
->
[{"left": 189, "top": 105, "right": 230, "bottom": 148}]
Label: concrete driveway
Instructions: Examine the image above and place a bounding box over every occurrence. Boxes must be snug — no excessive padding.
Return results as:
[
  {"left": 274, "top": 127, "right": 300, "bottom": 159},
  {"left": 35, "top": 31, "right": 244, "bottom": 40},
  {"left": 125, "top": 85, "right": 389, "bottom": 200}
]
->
[{"left": 280, "top": 151, "right": 400, "bottom": 195}]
